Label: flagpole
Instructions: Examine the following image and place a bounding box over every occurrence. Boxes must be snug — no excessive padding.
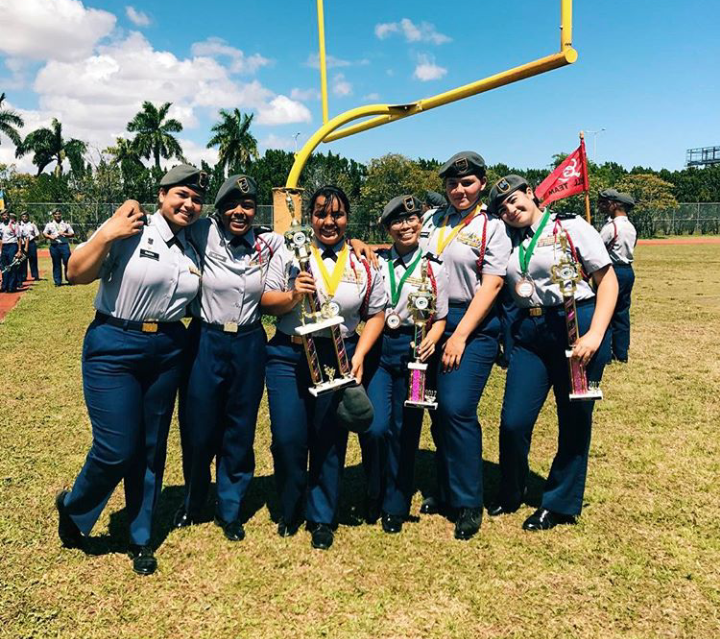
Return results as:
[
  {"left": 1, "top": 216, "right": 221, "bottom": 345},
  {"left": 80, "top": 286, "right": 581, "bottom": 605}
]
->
[{"left": 580, "top": 131, "right": 592, "bottom": 224}]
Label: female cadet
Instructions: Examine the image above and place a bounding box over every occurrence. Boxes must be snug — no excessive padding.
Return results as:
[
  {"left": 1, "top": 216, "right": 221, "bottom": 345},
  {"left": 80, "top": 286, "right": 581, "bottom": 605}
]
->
[
  {"left": 174, "top": 175, "right": 284, "bottom": 543},
  {"left": 598, "top": 188, "right": 637, "bottom": 363},
  {"left": 486, "top": 175, "right": 618, "bottom": 531},
  {"left": 55, "top": 165, "right": 206, "bottom": 575},
  {"left": 261, "top": 185, "right": 387, "bottom": 551},
  {"left": 365, "top": 195, "right": 448, "bottom": 534},
  {"left": 419, "top": 151, "right": 511, "bottom": 541}
]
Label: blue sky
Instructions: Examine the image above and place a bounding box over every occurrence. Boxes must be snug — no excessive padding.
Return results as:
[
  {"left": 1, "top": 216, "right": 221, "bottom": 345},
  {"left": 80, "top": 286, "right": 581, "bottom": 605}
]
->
[{"left": 1, "top": 0, "right": 718, "bottom": 173}]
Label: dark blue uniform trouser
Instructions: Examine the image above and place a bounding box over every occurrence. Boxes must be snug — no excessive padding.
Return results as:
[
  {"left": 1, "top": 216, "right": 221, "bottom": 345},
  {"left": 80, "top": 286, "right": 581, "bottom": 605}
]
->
[
  {"left": 1, "top": 243, "right": 19, "bottom": 292},
  {"left": 498, "top": 301, "right": 610, "bottom": 516},
  {"left": 24, "top": 240, "right": 39, "bottom": 280},
  {"left": 365, "top": 330, "right": 425, "bottom": 517},
  {"left": 50, "top": 243, "right": 71, "bottom": 285},
  {"left": 266, "top": 332, "right": 358, "bottom": 526},
  {"left": 433, "top": 305, "right": 500, "bottom": 509},
  {"left": 179, "top": 320, "right": 266, "bottom": 523},
  {"left": 63, "top": 318, "right": 187, "bottom": 546},
  {"left": 610, "top": 264, "right": 635, "bottom": 360}
]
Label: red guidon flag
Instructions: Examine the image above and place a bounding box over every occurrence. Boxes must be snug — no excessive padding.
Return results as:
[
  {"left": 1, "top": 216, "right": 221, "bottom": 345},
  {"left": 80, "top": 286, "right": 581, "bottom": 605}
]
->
[{"left": 535, "top": 139, "right": 589, "bottom": 206}]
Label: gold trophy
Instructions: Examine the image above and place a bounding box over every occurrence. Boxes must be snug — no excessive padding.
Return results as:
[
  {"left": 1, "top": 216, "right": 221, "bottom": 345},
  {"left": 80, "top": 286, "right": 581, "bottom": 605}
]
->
[
  {"left": 404, "top": 259, "right": 438, "bottom": 410},
  {"left": 550, "top": 231, "right": 603, "bottom": 402},
  {"left": 284, "top": 217, "right": 355, "bottom": 397}
]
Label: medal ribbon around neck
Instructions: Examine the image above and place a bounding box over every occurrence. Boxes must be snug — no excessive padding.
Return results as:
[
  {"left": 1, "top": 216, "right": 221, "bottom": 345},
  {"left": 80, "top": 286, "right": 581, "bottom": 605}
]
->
[
  {"left": 518, "top": 209, "right": 551, "bottom": 277},
  {"left": 311, "top": 243, "right": 349, "bottom": 298},
  {"left": 388, "top": 250, "right": 424, "bottom": 308},
  {"left": 435, "top": 204, "right": 481, "bottom": 255}
]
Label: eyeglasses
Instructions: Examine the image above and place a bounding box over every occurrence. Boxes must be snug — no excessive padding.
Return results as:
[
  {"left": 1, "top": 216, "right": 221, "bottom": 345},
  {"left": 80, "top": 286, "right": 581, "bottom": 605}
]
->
[{"left": 389, "top": 214, "right": 420, "bottom": 229}]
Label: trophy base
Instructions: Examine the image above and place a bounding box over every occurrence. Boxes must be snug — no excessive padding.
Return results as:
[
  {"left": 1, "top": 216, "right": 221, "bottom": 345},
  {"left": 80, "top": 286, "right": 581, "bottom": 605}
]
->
[
  {"left": 296, "top": 315, "right": 343, "bottom": 336},
  {"left": 569, "top": 389, "right": 604, "bottom": 402},
  {"left": 308, "top": 375, "right": 356, "bottom": 397},
  {"left": 404, "top": 399, "right": 438, "bottom": 410}
]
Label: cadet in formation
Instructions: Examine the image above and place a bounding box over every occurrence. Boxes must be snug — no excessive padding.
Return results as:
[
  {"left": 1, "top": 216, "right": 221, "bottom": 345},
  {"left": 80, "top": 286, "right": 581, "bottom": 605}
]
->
[
  {"left": 174, "top": 174, "right": 284, "bottom": 543},
  {"left": 365, "top": 195, "right": 448, "bottom": 534},
  {"left": 261, "top": 185, "right": 386, "bottom": 550},
  {"left": 0, "top": 210, "right": 22, "bottom": 293},
  {"left": 599, "top": 188, "right": 637, "bottom": 363},
  {"left": 43, "top": 209, "right": 74, "bottom": 286},
  {"left": 55, "top": 165, "right": 206, "bottom": 575},
  {"left": 419, "top": 151, "right": 511, "bottom": 540},
  {"left": 20, "top": 212, "right": 41, "bottom": 282},
  {"left": 487, "top": 175, "right": 618, "bottom": 530}
]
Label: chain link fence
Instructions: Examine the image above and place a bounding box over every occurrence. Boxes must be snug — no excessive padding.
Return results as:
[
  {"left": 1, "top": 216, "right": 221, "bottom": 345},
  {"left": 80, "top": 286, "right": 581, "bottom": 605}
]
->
[{"left": 17, "top": 202, "right": 720, "bottom": 244}]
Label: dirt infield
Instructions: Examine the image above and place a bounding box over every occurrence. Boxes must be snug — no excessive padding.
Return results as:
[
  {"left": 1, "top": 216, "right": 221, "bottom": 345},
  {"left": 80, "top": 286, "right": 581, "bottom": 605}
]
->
[{"left": 0, "top": 278, "right": 40, "bottom": 321}]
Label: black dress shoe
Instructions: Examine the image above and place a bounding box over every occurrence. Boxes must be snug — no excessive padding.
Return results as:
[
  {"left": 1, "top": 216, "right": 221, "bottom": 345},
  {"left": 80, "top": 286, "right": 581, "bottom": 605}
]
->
[
  {"left": 173, "top": 506, "right": 197, "bottom": 529},
  {"left": 277, "top": 515, "right": 303, "bottom": 537},
  {"left": 128, "top": 545, "right": 157, "bottom": 575},
  {"left": 454, "top": 507, "right": 483, "bottom": 540},
  {"left": 420, "top": 496, "right": 446, "bottom": 515},
  {"left": 308, "top": 523, "right": 334, "bottom": 550},
  {"left": 522, "top": 508, "right": 577, "bottom": 532},
  {"left": 487, "top": 501, "right": 520, "bottom": 517},
  {"left": 55, "top": 490, "right": 83, "bottom": 548},
  {"left": 381, "top": 513, "right": 403, "bottom": 534},
  {"left": 214, "top": 517, "right": 245, "bottom": 542},
  {"left": 365, "top": 498, "right": 382, "bottom": 525}
]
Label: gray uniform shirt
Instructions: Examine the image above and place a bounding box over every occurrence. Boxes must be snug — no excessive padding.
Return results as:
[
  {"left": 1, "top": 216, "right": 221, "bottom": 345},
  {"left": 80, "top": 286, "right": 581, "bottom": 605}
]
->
[
  {"left": 0, "top": 221, "right": 20, "bottom": 244},
  {"left": 43, "top": 220, "right": 74, "bottom": 244},
  {"left": 188, "top": 217, "right": 285, "bottom": 326},
  {"left": 85, "top": 211, "right": 201, "bottom": 322},
  {"left": 505, "top": 212, "right": 612, "bottom": 308},
  {"left": 20, "top": 222, "right": 40, "bottom": 241},
  {"left": 419, "top": 205, "right": 511, "bottom": 304},
  {"left": 379, "top": 246, "right": 449, "bottom": 327},
  {"left": 600, "top": 216, "right": 637, "bottom": 265},
  {"left": 268, "top": 238, "right": 387, "bottom": 338}
]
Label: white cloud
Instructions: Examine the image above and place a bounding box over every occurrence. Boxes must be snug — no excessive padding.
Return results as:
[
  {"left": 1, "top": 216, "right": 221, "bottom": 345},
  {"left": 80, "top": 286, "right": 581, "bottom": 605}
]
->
[
  {"left": 375, "top": 18, "right": 451, "bottom": 45},
  {"left": 332, "top": 73, "right": 353, "bottom": 97},
  {"left": 290, "top": 87, "right": 321, "bottom": 101},
  {"left": 363, "top": 93, "right": 381, "bottom": 101},
  {"left": 305, "top": 53, "right": 352, "bottom": 69},
  {"left": 0, "top": 0, "right": 116, "bottom": 61},
  {"left": 191, "top": 37, "right": 271, "bottom": 75},
  {"left": 178, "top": 139, "right": 218, "bottom": 167},
  {"left": 255, "top": 95, "right": 312, "bottom": 126},
  {"left": 125, "top": 6, "right": 150, "bottom": 27},
  {"left": 413, "top": 54, "right": 447, "bottom": 81},
  {"left": 259, "top": 134, "right": 297, "bottom": 152}
]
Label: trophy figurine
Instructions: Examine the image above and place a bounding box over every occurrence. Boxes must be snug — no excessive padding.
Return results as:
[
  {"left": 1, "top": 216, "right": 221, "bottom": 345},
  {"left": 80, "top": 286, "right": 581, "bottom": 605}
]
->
[
  {"left": 284, "top": 215, "right": 355, "bottom": 397},
  {"left": 404, "top": 259, "right": 438, "bottom": 410},
  {"left": 550, "top": 231, "right": 603, "bottom": 402}
]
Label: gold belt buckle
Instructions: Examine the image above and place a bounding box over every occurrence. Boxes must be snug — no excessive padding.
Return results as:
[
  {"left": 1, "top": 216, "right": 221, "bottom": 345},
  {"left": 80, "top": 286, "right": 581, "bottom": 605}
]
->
[
  {"left": 290, "top": 335, "right": 303, "bottom": 345},
  {"left": 223, "top": 322, "right": 238, "bottom": 333},
  {"left": 528, "top": 307, "right": 543, "bottom": 317},
  {"left": 141, "top": 321, "right": 159, "bottom": 333}
]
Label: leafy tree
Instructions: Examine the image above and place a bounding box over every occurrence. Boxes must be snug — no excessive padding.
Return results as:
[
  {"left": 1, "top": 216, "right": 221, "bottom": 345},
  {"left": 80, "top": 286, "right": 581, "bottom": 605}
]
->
[
  {"left": 207, "top": 109, "right": 258, "bottom": 176},
  {"left": 615, "top": 173, "right": 677, "bottom": 237},
  {"left": 105, "top": 137, "right": 155, "bottom": 201},
  {"left": 246, "top": 149, "right": 296, "bottom": 205},
  {"left": 126, "top": 101, "right": 185, "bottom": 170},
  {"left": 0, "top": 93, "right": 24, "bottom": 147},
  {"left": 15, "top": 118, "right": 87, "bottom": 177}
]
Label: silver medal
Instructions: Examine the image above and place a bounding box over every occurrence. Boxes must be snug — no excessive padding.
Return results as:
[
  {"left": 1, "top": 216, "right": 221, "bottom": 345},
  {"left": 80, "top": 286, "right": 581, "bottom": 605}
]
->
[
  {"left": 386, "top": 312, "right": 402, "bottom": 329},
  {"left": 515, "top": 277, "right": 535, "bottom": 299}
]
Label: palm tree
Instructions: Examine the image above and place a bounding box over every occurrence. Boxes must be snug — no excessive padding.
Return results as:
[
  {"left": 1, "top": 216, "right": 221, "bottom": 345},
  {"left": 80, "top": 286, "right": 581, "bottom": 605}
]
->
[
  {"left": 15, "top": 118, "right": 86, "bottom": 176},
  {"left": 207, "top": 108, "right": 258, "bottom": 176},
  {"left": 106, "top": 137, "right": 145, "bottom": 169},
  {"left": 126, "top": 101, "right": 185, "bottom": 170},
  {"left": 0, "top": 93, "right": 24, "bottom": 147}
]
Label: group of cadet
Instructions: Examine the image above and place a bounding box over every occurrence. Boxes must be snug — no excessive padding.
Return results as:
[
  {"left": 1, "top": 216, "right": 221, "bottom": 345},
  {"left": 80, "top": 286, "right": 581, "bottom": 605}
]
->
[
  {"left": 53, "top": 152, "right": 637, "bottom": 575},
  {"left": 0, "top": 208, "right": 75, "bottom": 291}
]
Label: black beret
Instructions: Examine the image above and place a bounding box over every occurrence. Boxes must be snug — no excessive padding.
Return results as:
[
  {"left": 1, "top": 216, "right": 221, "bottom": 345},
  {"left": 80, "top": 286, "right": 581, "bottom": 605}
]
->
[
  {"left": 487, "top": 174, "right": 529, "bottom": 215},
  {"left": 424, "top": 190, "right": 447, "bottom": 208},
  {"left": 438, "top": 151, "right": 486, "bottom": 179},
  {"left": 379, "top": 194, "right": 423, "bottom": 225},
  {"left": 598, "top": 188, "right": 635, "bottom": 209},
  {"left": 335, "top": 384, "right": 374, "bottom": 433},
  {"left": 215, "top": 174, "right": 258, "bottom": 209},
  {"left": 159, "top": 164, "right": 208, "bottom": 195}
]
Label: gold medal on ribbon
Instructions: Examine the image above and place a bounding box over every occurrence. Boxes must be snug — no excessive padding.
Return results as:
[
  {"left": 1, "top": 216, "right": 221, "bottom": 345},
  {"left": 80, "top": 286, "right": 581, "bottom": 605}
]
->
[
  {"left": 435, "top": 205, "right": 481, "bottom": 255},
  {"left": 311, "top": 243, "right": 349, "bottom": 298}
]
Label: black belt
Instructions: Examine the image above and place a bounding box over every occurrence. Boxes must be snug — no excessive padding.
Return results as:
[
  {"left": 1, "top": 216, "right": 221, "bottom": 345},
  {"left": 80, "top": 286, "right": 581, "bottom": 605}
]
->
[
  {"left": 95, "top": 311, "right": 180, "bottom": 333},
  {"left": 448, "top": 301, "right": 469, "bottom": 309},
  {"left": 613, "top": 263, "right": 633, "bottom": 269},
  {"left": 523, "top": 298, "right": 595, "bottom": 317},
  {"left": 200, "top": 319, "right": 261, "bottom": 334},
  {"left": 385, "top": 325, "right": 415, "bottom": 336}
]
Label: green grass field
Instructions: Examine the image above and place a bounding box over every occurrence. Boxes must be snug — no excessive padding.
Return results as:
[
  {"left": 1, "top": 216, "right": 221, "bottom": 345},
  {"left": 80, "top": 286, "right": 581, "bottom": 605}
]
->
[{"left": 1, "top": 246, "right": 719, "bottom": 639}]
